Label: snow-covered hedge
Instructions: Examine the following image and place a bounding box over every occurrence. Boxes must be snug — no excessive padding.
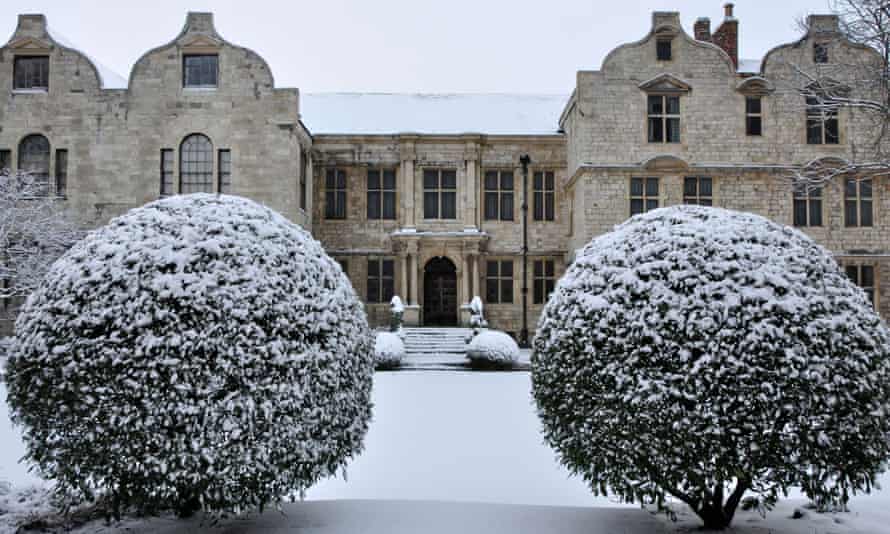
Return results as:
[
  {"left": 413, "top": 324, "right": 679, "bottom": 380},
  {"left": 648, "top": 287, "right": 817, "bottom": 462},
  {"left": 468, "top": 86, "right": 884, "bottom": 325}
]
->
[
  {"left": 5, "top": 194, "right": 374, "bottom": 517},
  {"left": 467, "top": 330, "right": 519, "bottom": 367},
  {"left": 374, "top": 332, "right": 405, "bottom": 370},
  {"left": 531, "top": 206, "right": 890, "bottom": 529}
]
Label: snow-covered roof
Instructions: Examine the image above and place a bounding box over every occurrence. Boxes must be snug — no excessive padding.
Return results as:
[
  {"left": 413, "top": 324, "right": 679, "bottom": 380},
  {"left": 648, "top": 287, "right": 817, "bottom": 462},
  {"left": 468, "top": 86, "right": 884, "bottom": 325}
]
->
[
  {"left": 738, "top": 58, "right": 762, "bottom": 74},
  {"left": 301, "top": 93, "right": 568, "bottom": 136},
  {"left": 46, "top": 26, "right": 127, "bottom": 89}
]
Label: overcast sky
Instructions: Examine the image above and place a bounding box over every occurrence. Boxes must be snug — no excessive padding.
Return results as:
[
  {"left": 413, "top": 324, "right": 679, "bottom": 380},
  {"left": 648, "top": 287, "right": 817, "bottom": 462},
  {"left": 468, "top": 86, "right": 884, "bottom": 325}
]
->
[{"left": 1, "top": 0, "right": 828, "bottom": 94}]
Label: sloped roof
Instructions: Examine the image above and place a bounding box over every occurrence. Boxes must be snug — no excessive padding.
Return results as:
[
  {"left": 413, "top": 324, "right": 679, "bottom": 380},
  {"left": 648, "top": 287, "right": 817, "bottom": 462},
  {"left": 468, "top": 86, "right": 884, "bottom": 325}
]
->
[
  {"left": 300, "top": 93, "right": 568, "bottom": 136},
  {"left": 46, "top": 26, "right": 127, "bottom": 89}
]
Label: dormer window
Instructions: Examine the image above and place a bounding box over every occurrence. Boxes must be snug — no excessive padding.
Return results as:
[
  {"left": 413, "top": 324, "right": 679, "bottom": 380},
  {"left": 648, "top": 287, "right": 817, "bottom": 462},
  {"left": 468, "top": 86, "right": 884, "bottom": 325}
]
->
[
  {"left": 13, "top": 56, "right": 49, "bottom": 91},
  {"left": 183, "top": 54, "right": 218, "bottom": 88},
  {"left": 656, "top": 39, "right": 672, "bottom": 61},
  {"left": 814, "top": 42, "right": 829, "bottom": 64}
]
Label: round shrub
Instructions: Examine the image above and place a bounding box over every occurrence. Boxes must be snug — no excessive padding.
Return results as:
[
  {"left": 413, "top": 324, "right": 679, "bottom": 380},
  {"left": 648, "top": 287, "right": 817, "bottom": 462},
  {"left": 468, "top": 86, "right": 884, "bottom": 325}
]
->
[
  {"left": 531, "top": 206, "right": 890, "bottom": 529},
  {"left": 6, "top": 194, "right": 374, "bottom": 516},
  {"left": 467, "top": 330, "right": 519, "bottom": 368},
  {"left": 374, "top": 332, "right": 405, "bottom": 370}
]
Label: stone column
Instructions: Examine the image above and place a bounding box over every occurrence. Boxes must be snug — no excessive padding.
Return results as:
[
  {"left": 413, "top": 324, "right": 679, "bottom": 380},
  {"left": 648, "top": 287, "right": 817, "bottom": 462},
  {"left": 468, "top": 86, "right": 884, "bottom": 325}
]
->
[
  {"left": 470, "top": 253, "right": 479, "bottom": 300},
  {"left": 409, "top": 253, "right": 418, "bottom": 305},
  {"left": 399, "top": 253, "right": 409, "bottom": 302},
  {"left": 462, "top": 254, "right": 471, "bottom": 304}
]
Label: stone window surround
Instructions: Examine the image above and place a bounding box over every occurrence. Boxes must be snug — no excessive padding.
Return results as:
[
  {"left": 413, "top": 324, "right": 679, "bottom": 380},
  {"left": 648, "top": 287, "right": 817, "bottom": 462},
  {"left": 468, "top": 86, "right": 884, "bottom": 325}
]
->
[
  {"left": 533, "top": 169, "right": 556, "bottom": 222},
  {"left": 422, "top": 167, "right": 458, "bottom": 220},
  {"left": 366, "top": 167, "right": 398, "bottom": 221},
  {"left": 629, "top": 176, "right": 660, "bottom": 216},
  {"left": 483, "top": 168, "right": 515, "bottom": 222},
  {"left": 367, "top": 257, "right": 395, "bottom": 304},
  {"left": 9, "top": 41, "right": 52, "bottom": 94},
  {"left": 324, "top": 167, "right": 348, "bottom": 220},
  {"left": 683, "top": 176, "right": 713, "bottom": 206},
  {"left": 842, "top": 259, "right": 878, "bottom": 309},
  {"left": 792, "top": 184, "right": 824, "bottom": 227},
  {"left": 843, "top": 177, "right": 874, "bottom": 228},
  {"left": 11, "top": 133, "right": 67, "bottom": 198},
  {"left": 485, "top": 258, "right": 514, "bottom": 305},
  {"left": 158, "top": 135, "right": 233, "bottom": 197}
]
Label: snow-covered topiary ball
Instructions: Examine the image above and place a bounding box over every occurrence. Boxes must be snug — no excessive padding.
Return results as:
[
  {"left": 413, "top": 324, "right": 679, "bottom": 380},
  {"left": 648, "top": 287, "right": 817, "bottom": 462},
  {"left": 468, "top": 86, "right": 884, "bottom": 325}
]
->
[
  {"left": 531, "top": 206, "right": 890, "bottom": 529},
  {"left": 374, "top": 331, "right": 405, "bottom": 370},
  {"left": 467, "top": 330, "right": 519, "bottom": 367},
  {"left": 6, "top": 194, "right": 374, "bottom": 517}
]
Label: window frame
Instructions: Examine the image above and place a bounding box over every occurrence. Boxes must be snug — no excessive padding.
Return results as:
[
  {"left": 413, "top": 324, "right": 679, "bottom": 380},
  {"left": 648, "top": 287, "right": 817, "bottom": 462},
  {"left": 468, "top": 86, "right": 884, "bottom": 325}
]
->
[
  {"left": 160, "top": 149, "right": 175, "bottom": 197},
  {"left": 179, "top": 134, "right": 214, "bottom": 194},
  {"left": 844, "top": 177, "right": 873, "bottom": 228},
  {"left": 647, "top": 94, "right": 681, "bottom": 143},
  {"left": 485, "top": 260, "right": 514, "bottom": 305},
  {"left": 845, "top": 262, "right": 877, "bottom": 308},
  {"left": 367, "top": 258, "right": 395, "bottom": 304},
  {"left": 182, "top": 54, "right": 219, "bottom": 89},
  {"left": 423, "top": 168, "right": 458, "bottom": 220},
  {"left": 325, "top": 168, "right": 348, "bottom": 220},
  {"left": 18, "top": 134, "right": 51, "bottom": 196},
  {"left": 367, "top": 168, "right": 397, "bottom": 220},
  {"left": 683, "top": 176, "right": 713, "bottom": 206},
  {"left": 13, "top": 55, "right": 49, "bottom": 91},
  {"left": 218, "top": 149, "right": 232, "bottom": 194},
  {"left": 483, "top": 169, "right": 515, "bottom": 221},
  {"left": 656, "top": 39, "right": 672, "bottom": 61},
  {"left": 793, "top": 185, "right": 823, "bottom": 227},
  {"left": 533, "top": 259, "right": 556, "bottom": 305},
  {"left": 54, "top": 148, "right": 68, "bottom": 198},
  {"left": 533, "top": 170, "right": 556, "bottom": 221},
  {"left": 745, "top": 96, "right": 763, "bottom": 136},
  {"left": 806, "top": 96, "right": 839, "bottom": 145},
  {"left": 630, "top": 177, "right": 659, "bottom": 216}
]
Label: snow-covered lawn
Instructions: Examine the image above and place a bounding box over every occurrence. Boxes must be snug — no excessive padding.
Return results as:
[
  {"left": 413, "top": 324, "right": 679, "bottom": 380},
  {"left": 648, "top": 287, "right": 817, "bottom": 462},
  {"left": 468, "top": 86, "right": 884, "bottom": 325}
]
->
[{"left": 1, "top": 370, "right": 889, "bottom": 532}]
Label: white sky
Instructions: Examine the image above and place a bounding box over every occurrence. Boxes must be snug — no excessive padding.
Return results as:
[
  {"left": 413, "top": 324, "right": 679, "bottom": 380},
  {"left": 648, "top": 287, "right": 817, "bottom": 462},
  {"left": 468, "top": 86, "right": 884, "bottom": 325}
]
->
[{"left": 1, "top": 0, "right": 828, "bottom": 93}]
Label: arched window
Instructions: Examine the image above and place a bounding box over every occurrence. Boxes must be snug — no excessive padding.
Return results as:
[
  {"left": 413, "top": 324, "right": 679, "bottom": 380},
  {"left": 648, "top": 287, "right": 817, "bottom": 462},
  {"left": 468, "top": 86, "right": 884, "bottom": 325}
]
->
[
  {"left": 18, "top": 134, "right": 50, "bottom": 195},
  {"left": 180, "top": 134, "right": 213, "bottom": 193}
]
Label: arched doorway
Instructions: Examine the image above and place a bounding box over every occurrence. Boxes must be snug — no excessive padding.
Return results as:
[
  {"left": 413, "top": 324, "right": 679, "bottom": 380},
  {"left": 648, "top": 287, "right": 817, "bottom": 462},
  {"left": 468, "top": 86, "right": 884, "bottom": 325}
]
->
[{"left": 423, "top": 257, "right": 458, "bottom": 326}]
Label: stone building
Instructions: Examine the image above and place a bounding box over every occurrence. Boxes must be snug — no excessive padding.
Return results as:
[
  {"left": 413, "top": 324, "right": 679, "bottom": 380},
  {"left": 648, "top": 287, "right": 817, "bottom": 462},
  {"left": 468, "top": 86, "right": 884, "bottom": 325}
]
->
[{"left": 1, "top": 5, "right": 887, "bottom": 339}]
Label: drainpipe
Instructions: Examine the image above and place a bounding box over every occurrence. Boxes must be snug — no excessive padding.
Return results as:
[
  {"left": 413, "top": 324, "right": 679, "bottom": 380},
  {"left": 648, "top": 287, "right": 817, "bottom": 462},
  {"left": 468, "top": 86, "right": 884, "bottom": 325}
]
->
[{"left": 519, "top": 154, "right": 531, "bottom": 348}]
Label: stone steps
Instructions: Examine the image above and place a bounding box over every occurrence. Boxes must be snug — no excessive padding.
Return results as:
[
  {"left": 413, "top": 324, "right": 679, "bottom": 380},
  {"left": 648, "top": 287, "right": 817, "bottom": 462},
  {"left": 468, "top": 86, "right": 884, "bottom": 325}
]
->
[{"left": 402, "top": 327, "right": 472, "bottom": 356}]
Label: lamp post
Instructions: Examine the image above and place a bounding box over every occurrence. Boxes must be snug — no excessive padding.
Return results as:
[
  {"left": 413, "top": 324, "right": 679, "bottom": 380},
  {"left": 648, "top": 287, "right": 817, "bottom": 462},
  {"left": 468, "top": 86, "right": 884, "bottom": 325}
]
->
[{"left": 519, "top": 154, "right": 531, "bottom": 348}]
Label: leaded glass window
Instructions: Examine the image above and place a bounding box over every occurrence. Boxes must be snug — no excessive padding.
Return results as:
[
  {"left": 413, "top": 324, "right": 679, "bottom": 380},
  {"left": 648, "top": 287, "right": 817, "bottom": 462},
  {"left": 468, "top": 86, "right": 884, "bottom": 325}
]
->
[
  {"left": 13, "top": 56, "right": 49, "bottom": 90},
  {"left": 18, "top": 134, "right": 50, "bottom": 195},
  {"left": 183, "top": 55, "right": 218, "bottom": 88},
  {"left": 367, "top": 169, "right": 397, "bottom": 220},
  {"left": 423, "top": 169, "right": 457, "bottom": 219},
  {"left": 484, "top": 170, "right": 514, "bottom": 221},
  {"left": 180, "top": 134, "right": 214, "bottom": 193},
  {"left": 218, "top": 149, "right": 231, "bottom": 194}
]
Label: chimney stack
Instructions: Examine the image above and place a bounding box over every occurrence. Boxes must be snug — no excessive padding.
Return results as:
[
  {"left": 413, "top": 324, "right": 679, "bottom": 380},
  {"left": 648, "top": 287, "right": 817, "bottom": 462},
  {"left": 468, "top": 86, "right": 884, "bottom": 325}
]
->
[
  {"left": 694, "top": 17, "right": 712, "bottom": 42},
  {"left": 712, "top": 3, "right": 739, "bottom": 68}
]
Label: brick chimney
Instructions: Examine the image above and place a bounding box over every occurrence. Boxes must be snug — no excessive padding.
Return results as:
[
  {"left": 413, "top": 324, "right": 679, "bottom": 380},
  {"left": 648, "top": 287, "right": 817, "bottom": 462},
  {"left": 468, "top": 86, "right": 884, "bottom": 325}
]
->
[
  {"left": 712, "top": 3, "right": 739, "bottom": 68},
  {"left": 694, "top": 17, "right": 712, "bottom": 42}
]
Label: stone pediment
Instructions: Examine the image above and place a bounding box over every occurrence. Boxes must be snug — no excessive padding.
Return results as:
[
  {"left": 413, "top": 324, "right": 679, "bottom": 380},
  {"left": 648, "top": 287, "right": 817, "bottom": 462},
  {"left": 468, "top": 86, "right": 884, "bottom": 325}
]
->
[
  {"left": 7, "top": 36, "right": 52, "bottom": 53},
  {"left": 179, "top": 34, "right": 222, "bottom": 53},
  {"left": 638, "top": 73, "right": 691, "bottom": 94},
  {"left": 736, "top": 77, "right": 774, "bottom": 96}
]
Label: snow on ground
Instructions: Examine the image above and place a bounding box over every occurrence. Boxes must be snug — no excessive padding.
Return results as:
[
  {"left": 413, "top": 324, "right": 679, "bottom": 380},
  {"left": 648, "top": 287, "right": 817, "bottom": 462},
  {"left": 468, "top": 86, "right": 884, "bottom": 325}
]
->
[{"left": 1, "top": 369, "right": 889, "bottom": 532}]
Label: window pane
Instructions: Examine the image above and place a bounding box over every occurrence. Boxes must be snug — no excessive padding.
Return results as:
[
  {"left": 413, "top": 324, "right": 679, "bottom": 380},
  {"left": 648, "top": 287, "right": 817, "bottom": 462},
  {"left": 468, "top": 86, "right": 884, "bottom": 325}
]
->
[
  {"left": 545, "top": 280, "right": 555, "bottom": 299},
  {"left": 423, "top": 169, "right": 439, "bottom": 189},
  {"left": 160, "top": 149, "right": 174, "bottom": 196},
  {"left": 382, "top": 191, "right": 397, "bottom": 219},
  {"left": 656, "top": 40, "right": 672, "bottom": 61},
  {"left": 814, "top": 42, "right": 829, "bottom": 63},
  {"left": 0, "top": 150, "right": 10, "bottom": 172},
  {"left": 336, "top": 170, "right": 347, "bottom": 189},
  {"left": 382, "top": 260, "right": 395, "bottom": 277},
  {"left": 684, "top": 177, "right": 697, "bottom": 197},
  {"left": 368, "top": 260, "right": 380, "bottom": 277},
  {"left": 862, "top": 266, "right": 875, "bottom": 287},
  {"left": 501, "top": 193, "right": 514, "bottom": 221},
  {"left": 545, "top": 172, "right": 554, "bottom": 190},
  {"left": 807, "top": 119, "right": 823, "bottom": 144},
  {"left": 793, "top": 199, "right": 808, "bottom": 226},
  {"left": 861, "top": 200, "right": 873, "bottom": 227},
  {"left": 486, "top": 280, "right": 499, "bottom": 304},
  {"left": 533, "top": 261, "right": 543, "bottom": 277},
  {"left": 648, "top": 95, "right": 663, "bottom": 114},
  {"left": 533, "top": 192, "right": 544, "bottom": 220},
  {"left": 367, "top": 191, "right": 381, "bottom": 219},
  {"left": 666, "top": 118, "right": 681, "bottom": 143},
  {"left": 501, "top": 172, "right": 514, "bottom": 190},
  {"left": 368, "top": 169, "right": 380, "bottom": 190},
  {"left": 861, "top": 179, "right": 873, "bottom": 198},
  {"left": 13, "top": 56, "right": 49, "bottom": 90},
  {"left": 441, "top": 170, "right": 457, "bottom": 189},
  {"left": 335, "top": 192, "right": 346, "bottom": 218},
  {"left": 845, "top": 178, "right": 857, "bottom": 199},
  {"left": 630, "top": 177, "right": 644, "bottom": 196},
  {"left": 55, "top": 149, "right": 68, "bottom": 196},
  {"left": 746, "top": 97, "right": 762, "bottom": 114},
  {"left": 845, "top": 200, "right": 858, "bottom": 227},
  {"left": 485, "top": 192, "right": 499, "bottom": 220},
  {"left": 545, "top": 192, "right": 555, "bottom": 221},
  {"left": 825, "top": 118, "right": 839, "bottom": 144},
  {"left": 700, "top": 177, "right": 712, "bottom": 197},
  {"left": 699, "top": 198, "right": 713, "bottom": 207},
  {"left": 424, "top": 192, "right": 439, "bottom": 219},
  {"left": 646, "top": 177, "right": 659, "bottom": 196},
  {"left": 485, "top": 171, "right": 499, "bottom": 191},
  {"left": 383, "top": 169, "right": 396, "bottom": 190},
  {"left": 487, "top": 261, "right": 499, "bottom": 278},
  {"left": 533, "top": 172, "right": 543, "bottom": 190},
  {"left": 846, "top": 265, "right": 859, "bottom": 282},
  {"left": 501, "top": 261, "right": 513, "bottom": 277},
  {"left": 630, "top": 199, "right": 644, "bottom": 215},
  {"left": 648, "top": 118, "right": 664, "bottom": 142},
  {"left": 180, "top": 134, "right": 213, "bottom": 193},
  {"left": 809, "top": 199, "right": 822, "bottom": 226},
  {"left": 534, "top": 279, "right": 544, "bottom": 304},
  {"left": 501, "top": 281, "right": 513, "bottom": 304},
  {"left": 545, "top": 260, "right": 554, "bottom": 277},
  {"left": 218, "top": 149, "right": 231, "bottom": 194},
  {"left": 646, "top": 199, "right": 659, "bottom": 211},
  {"left": 441, "top": 192, "right": 456, "bottom": 218},
  {"left": 746, "top": 116, "right": 762, "bottom": 136},
  {"left": 382, "top": 278, "right": 395, "bottom": 302},
  {"left": 326, "top": 168, "right": 336, "bottom": 189},
  {"left": 666, "top": 96, "right": 680, "bottom": 114},
  {"left": 183, "top": 55, "right": 218, "bottom": 87},
  {"left": 18, "top": 134, "right": 50, "bottom": 193}
]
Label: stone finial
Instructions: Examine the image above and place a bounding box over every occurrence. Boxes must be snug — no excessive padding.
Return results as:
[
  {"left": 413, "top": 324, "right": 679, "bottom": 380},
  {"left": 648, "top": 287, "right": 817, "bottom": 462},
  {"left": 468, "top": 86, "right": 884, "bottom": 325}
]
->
[
  {"left": 652, "top": 11, "right": 682, "bottom": 31},
  {"left": 14, "top": 14, "right": 48, "bottom": 38},
  {"left": 807, "top": 14, "right": 841, "bottom": 35},
  {"left": 184, "top": 12, "right": 216, "bottom": 35}
]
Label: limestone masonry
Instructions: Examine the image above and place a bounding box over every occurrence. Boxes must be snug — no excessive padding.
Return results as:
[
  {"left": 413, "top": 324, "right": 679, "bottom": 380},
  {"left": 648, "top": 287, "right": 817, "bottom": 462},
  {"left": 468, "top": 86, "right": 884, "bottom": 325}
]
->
[{"left": 1, "top": 5, "right": 887, "bottom": 339}]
